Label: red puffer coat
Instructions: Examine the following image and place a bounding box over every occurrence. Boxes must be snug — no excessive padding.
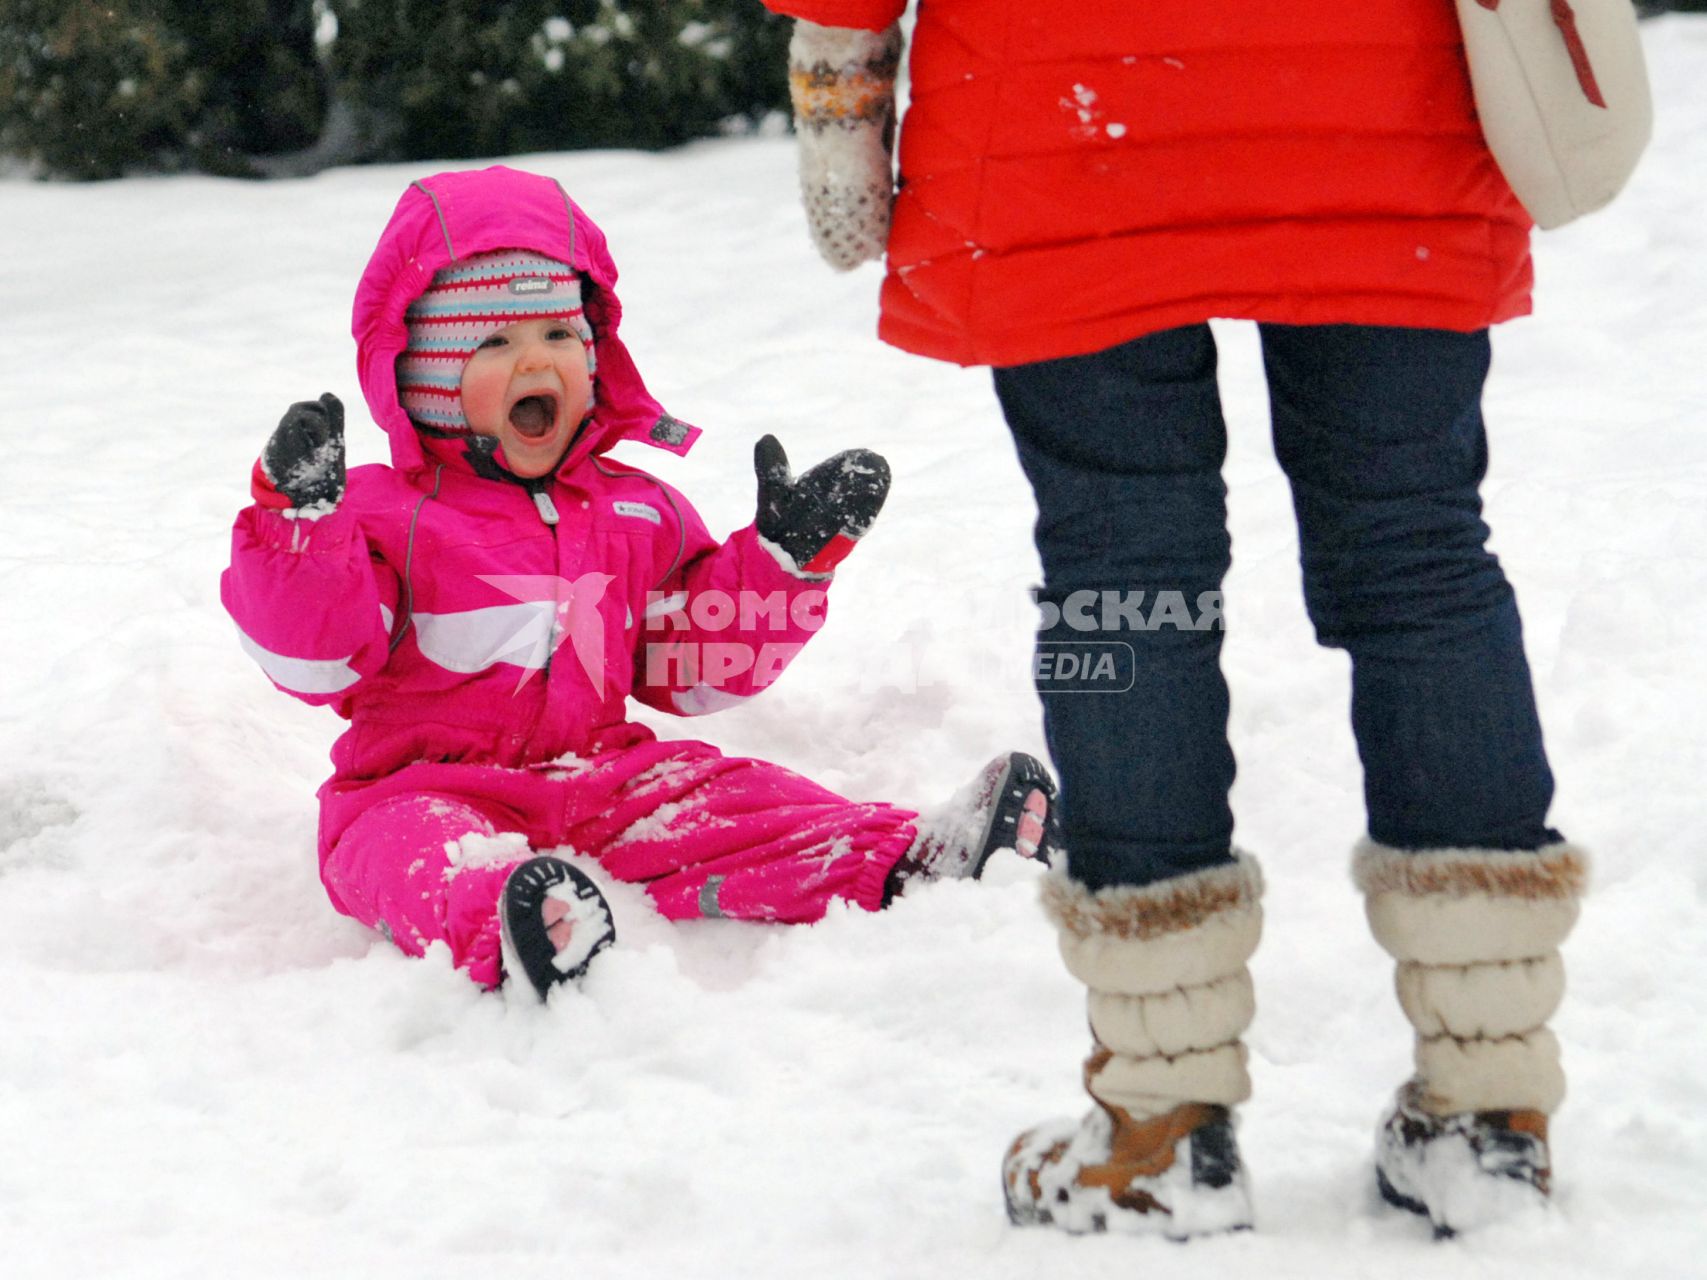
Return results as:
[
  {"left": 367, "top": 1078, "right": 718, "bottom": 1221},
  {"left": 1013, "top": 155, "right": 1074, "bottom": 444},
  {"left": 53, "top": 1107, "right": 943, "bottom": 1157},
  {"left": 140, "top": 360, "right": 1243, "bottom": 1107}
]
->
[{"left": 766, "top": 0, "right": 1534, "bottom": 367}]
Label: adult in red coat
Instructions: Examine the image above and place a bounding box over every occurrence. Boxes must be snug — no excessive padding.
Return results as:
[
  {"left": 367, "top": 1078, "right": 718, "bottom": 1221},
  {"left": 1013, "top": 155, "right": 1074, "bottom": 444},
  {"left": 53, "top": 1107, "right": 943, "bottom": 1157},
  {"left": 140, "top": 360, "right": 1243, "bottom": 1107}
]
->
[
  {"left": 774, "top": 0, "right": 1534, "bottom": 367},
  {"left": 767, "top": 0, "right": 1585, "bottom": 1240}
]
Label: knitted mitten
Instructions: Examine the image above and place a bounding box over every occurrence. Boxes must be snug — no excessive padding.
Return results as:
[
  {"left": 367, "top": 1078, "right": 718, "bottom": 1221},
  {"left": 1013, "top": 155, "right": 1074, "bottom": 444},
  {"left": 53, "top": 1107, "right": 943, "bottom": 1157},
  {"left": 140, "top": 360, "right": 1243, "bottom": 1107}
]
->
[
  {"left": 1356, "top": 838, "right": 1588, "bottom": 1235},
  {"left": 1004, "top": 856, "right": 1262, "bottom": 1237},
  {"left": 787, "top": 20, "right": 903, "bottom": 271}
]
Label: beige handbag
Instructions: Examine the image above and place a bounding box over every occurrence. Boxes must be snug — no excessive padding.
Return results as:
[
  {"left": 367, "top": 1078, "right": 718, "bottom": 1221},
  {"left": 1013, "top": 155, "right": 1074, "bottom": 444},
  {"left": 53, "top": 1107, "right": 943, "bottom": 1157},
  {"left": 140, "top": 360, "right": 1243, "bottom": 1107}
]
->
[{"left": 1456, "top": 0, "right": 1653, "bottom": 228}]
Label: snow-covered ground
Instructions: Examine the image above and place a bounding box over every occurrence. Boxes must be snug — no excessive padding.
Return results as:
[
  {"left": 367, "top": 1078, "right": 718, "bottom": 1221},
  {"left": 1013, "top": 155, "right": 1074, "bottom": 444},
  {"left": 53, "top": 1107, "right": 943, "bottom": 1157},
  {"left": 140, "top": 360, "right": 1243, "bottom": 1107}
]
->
[{"left": 4, "top": 21, "right": 1706, "bottom": 1279}]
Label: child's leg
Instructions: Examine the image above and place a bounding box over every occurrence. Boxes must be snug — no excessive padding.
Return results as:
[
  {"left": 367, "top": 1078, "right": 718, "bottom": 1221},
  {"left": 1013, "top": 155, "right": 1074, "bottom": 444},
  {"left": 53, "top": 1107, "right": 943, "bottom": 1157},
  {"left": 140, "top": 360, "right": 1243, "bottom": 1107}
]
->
[
  {"left": 321, "top": 791, "right": 518, "bottom": 988},
  {"left": 993, "top": 323, "right": 1239, "bottom": 891},
  {"left": 561, "top": 741, "right": 917, "bottom": 922},
  {"left": 1260, "top": 322, "right": 1559, "bottom": 850}
]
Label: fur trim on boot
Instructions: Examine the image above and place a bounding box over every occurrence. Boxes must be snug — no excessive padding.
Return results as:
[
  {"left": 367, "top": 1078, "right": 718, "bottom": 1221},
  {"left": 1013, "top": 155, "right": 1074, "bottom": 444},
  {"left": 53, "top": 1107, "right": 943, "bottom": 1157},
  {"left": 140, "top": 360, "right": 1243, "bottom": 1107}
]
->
[
  {"left": 1003, "top": 856, "right": 1261, "bottom": 1236},
  {"left": 1355, "top": 837, "right": 1587, "bottom": 1232}
]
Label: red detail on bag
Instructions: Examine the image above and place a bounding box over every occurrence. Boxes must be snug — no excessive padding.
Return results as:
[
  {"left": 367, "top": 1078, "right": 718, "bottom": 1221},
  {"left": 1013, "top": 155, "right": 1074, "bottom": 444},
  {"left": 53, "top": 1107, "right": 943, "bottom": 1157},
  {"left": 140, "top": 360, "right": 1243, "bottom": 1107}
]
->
[
  {"left": 801, "top": 533, "right": 858, "bottom": 576},
  {"left": 251, "top": 457, "right": 293, "bottom": 510},
  {"left": 1550, "top": 0, "right": 1607, "bottom": 108},
  {"left": 1476, "top": 0, "right": 1606, "bottom": 108}
]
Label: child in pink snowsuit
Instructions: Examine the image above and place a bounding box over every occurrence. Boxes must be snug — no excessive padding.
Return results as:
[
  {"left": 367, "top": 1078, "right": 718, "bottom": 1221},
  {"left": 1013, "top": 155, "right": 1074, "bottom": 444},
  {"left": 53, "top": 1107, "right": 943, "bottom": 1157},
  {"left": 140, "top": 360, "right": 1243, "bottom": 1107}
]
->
[{"left": 223, "top": 166, "right": 1057, "bottom": 998}]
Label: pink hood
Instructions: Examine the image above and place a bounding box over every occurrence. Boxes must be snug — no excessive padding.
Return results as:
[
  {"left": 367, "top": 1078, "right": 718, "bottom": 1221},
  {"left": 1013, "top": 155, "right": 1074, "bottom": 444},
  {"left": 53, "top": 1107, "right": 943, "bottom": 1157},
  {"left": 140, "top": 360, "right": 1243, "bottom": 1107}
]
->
[{"left": 352, "top": 165, "right": 701, "bottom": 476}]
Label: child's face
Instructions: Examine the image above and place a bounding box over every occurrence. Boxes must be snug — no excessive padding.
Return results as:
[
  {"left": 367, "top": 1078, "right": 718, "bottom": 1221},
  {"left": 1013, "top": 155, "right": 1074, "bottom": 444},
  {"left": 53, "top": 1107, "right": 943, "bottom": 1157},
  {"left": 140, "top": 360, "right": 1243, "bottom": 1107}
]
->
[{"left": 459, "top": 317, "right": 594, "bottom": 479}]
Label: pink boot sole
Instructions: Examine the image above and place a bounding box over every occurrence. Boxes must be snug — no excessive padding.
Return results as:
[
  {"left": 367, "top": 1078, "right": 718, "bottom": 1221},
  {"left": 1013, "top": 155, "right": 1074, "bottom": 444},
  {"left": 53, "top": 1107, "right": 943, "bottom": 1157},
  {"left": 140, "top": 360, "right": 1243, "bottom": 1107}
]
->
[{"left": 969, "top": 752, "right": 1062, "bottom": 876}]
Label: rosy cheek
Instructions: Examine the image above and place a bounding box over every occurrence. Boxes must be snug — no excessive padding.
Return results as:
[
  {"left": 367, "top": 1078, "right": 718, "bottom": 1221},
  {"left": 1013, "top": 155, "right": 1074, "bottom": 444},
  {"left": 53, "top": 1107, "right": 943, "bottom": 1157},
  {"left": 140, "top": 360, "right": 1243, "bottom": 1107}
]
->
[{"left": 459, "top": 364, "right": 504, "bottom": 433}]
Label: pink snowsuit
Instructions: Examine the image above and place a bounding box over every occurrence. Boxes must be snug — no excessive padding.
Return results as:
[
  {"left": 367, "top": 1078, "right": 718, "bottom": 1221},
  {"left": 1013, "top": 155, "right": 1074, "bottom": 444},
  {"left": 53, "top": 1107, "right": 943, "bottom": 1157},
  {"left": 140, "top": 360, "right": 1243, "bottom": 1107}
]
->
[{"left": 222, "top": 166, "right": 918, "bottom": 987}]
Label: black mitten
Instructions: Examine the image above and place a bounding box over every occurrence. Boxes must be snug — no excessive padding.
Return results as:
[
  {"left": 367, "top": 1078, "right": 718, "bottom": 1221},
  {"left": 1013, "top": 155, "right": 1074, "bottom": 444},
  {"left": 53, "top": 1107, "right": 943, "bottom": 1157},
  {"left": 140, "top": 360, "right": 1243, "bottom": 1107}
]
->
[
  {"left": 263, "top": 392, "right": 347, "bottom": 509},
  {"left": 753, "top": 433, "right": 890, "bottom": 576}
]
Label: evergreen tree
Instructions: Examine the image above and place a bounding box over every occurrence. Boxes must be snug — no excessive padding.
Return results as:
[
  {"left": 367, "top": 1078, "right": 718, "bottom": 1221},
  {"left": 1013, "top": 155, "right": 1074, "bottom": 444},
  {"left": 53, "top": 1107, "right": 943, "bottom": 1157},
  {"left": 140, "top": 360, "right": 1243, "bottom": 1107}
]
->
[
  {"left": 0, "top": 0, "right": 324, "bottom": 179},
  {"left": 326, "top": 0, "right": 790, "bottom": 159},
  {"left": 1, "top": 0, "right": 790, "bottom": 179}
]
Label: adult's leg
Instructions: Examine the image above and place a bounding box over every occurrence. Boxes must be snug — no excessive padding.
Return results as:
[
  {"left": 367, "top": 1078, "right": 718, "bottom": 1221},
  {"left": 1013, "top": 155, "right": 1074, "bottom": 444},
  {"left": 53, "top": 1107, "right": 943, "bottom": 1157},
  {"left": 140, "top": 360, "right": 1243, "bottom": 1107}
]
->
[
  {"left": 994, "top": 324, "right": 1238, "bottom": 890},
  {"left": 996, "top": 328, "right": 1258, "bottom": 1236},
  {"left": 1262, "top": 322, "right": 1581, "bottom": 1232},
  {"left": 1260, "top": 322, "right": 1558, "bottom": 850}
]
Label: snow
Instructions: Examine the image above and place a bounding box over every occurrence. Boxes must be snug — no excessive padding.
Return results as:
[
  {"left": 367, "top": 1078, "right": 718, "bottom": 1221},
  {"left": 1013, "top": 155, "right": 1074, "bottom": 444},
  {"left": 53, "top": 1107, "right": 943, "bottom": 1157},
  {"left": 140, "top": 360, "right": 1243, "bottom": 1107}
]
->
[
  {"left": 543, "top": 879, "right": 613, "bottom": 976},
  {"left": 3, "top": 18, "right": 1707, "bottom": 1278},
  {"left": 903, "top": 755, "right": 1002, "bottom": 880},
  {"left": 444, "top": 830, "right": 533, "bottom": 877},
  {"left": 1375, "top": 1098, "right": 1551, "bottom": 1238}
]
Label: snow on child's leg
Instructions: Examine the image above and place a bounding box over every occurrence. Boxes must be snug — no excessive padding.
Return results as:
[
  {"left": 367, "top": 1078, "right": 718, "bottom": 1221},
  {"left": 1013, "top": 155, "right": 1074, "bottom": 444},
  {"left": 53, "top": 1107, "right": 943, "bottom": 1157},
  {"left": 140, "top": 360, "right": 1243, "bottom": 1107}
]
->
[
  {"left": 559, "top": 742, "right": 917, "bottom": 922},
  {"left": 321, "top": 791, "right": 528, "bottom": 988}
]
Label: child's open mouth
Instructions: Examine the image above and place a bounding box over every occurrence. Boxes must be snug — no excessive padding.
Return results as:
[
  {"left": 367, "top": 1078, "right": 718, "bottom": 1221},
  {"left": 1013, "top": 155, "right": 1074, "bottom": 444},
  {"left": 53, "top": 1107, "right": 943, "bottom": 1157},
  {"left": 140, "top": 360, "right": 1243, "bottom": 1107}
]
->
[{"left": 508, "top": 393, "right": 560, "bottom": 441}]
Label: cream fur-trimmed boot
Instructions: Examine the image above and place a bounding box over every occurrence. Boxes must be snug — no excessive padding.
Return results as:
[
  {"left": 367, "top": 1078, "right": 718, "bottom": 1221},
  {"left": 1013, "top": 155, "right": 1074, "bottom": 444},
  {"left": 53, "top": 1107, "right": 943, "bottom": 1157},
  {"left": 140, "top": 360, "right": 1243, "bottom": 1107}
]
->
[
  {"left": 1003, "top": 855, "right": 1262, "bottom": 1237},
  {"left": 1356, "top": 838, "right": 1588, "bottom": 1236}
]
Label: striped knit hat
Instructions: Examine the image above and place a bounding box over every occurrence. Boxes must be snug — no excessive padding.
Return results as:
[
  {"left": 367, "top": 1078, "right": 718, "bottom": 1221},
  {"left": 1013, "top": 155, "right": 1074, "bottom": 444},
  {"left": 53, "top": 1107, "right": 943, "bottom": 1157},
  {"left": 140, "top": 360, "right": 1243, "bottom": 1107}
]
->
[{"left": 397, "top": 249, "right": 597, "bottom": 433}]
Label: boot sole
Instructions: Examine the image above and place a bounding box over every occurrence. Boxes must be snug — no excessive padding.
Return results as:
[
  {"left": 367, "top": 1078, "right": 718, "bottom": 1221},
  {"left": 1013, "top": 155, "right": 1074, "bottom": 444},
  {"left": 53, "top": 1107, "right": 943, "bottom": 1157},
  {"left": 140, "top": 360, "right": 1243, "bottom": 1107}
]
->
[
  {"left": 1375, "top": 1167, "right": 1433, "bottom": 1220},
  {"left": 968, "top": 752, "right": 1061, "bottom": 878},
  {"left": 1376, "top": 1167, "right": 1459, "bottom": 1240},
  {"left": 500, "top": 856, "right": 616, "bottom": 1000}
]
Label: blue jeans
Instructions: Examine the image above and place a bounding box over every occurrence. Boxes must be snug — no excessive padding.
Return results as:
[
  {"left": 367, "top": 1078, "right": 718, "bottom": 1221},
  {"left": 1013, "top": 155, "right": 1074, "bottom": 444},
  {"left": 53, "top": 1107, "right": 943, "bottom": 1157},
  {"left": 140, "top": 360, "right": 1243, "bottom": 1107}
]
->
[{"left": 993, "top": 323, "right": 1562, "bottom": 890}]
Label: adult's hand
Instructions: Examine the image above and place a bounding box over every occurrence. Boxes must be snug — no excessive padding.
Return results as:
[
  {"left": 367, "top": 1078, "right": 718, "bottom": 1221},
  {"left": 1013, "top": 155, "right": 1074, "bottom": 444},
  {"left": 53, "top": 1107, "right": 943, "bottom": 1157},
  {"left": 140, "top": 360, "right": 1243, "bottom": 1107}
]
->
[{"left": 788, "top": 20, "right": 903, "bottom": 271}]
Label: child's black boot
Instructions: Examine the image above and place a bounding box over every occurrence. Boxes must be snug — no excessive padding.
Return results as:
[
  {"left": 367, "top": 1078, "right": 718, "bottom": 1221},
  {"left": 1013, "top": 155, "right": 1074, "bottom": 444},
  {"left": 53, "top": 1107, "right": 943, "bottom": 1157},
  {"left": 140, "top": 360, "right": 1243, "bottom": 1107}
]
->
[
  {"left": 500, "top": 857, "right": 616, "bottom": 1000},
  {"left": 888, "top": 752, "right": 1060, "bottom": 895}
]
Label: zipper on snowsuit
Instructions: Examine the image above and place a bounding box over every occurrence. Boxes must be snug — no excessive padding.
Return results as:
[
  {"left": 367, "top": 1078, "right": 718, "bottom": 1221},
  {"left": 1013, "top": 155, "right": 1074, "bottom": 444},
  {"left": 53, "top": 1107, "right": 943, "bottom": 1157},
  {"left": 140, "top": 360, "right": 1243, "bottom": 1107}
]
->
[
  {"left": 528, "top": 478, "right": 560, "bottom": 526},
  {"left": 527, "top": 476, "right": 562, "bottom": 676}
]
